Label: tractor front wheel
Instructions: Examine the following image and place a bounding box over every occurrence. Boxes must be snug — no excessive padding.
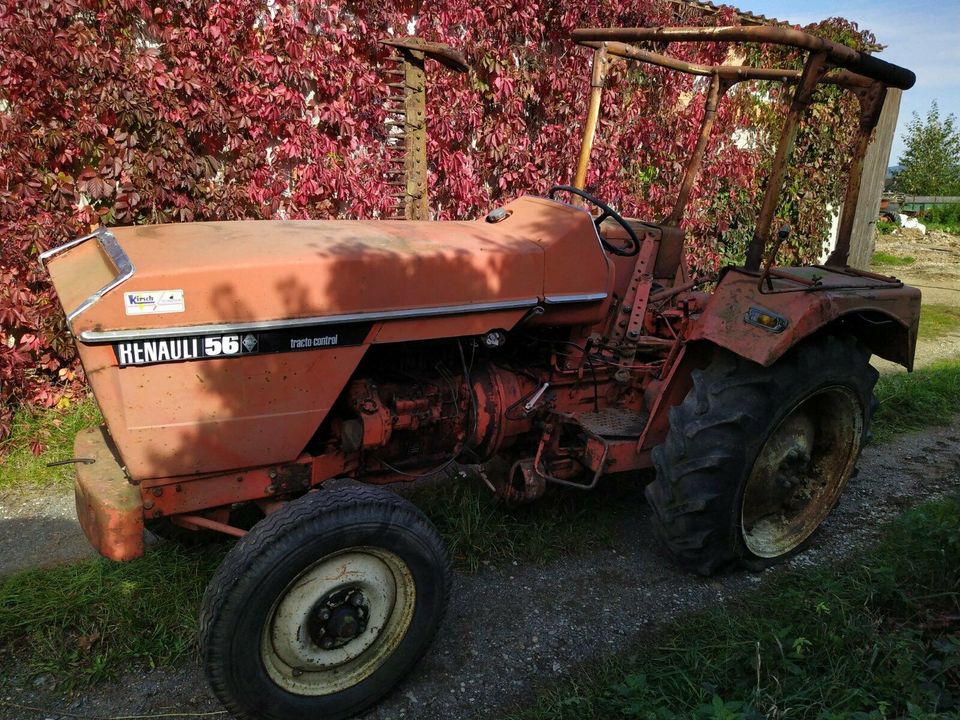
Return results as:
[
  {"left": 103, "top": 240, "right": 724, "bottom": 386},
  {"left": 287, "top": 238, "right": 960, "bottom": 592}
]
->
[
  {"left": 198, "top": 484, "right": 450, "bottom": 720},
  {"left": 646, "top": 335, "right": 877, "bottom": 574}
]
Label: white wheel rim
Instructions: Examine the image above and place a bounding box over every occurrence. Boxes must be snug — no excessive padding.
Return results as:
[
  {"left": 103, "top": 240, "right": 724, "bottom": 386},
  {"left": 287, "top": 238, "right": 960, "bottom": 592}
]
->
[
  {"left": 260, "top": 547, "right": 416, "bottom": 695},
  {"left": 741, "top": 386, "right": 863, "bottom": 558}
]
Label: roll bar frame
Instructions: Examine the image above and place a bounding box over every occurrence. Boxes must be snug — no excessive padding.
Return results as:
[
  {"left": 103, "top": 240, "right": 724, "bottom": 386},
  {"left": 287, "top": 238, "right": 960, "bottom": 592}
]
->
[{"left": 569, "top": 26, "right": 915, "bottom": 271}]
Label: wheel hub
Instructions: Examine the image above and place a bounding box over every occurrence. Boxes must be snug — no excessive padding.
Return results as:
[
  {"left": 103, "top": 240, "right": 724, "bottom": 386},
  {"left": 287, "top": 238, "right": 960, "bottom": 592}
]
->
[{"left": 307, "top": 590, "right": 369, "bottom": 648}]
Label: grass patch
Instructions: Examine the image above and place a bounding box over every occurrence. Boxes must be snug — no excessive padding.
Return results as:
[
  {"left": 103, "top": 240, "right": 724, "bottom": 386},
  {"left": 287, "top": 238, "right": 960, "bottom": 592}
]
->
[
  {"left": 408, "top": 472, "right": 645, "bottom": 572},
  {"left": 919, "top": 303, "right": 960, "bottom": 340},
  {"left": 875, "top": 218, "right": 897, "bottom": 235},
  {"left": 0, "top": 398, "right": 101, "bottom": 490},
  {"left": 509, "top": 495, "right": 960, "bottom": 720},
  {"left": 926, "top": 222, "right": 960, "bottom": 234},
  {"left": 872, "top": 250, "right": 916, "bottom": 267},
  {"left": 873, "top": 359, "right": 960, "bottom": 442},
  {"left": 0, "top": 545, "right": 224, "bottom": 688}
]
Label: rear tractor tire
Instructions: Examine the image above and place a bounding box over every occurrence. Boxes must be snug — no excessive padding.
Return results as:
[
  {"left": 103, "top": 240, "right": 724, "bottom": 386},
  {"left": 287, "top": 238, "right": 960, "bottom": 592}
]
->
[
  {"left": 198, "top": 484, "right": 451, "bottom": 720},
  {"left": 646, "top": 335, "right": 877, "bottom": 574}
]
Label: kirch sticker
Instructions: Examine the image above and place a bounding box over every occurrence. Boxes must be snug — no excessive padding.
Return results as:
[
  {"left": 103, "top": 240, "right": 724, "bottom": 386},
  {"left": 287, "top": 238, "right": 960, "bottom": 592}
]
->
[
  {"left": 112, "top": 322, "right": 371, "bottom": 367},
  {"left": 124, "top": 290, "right": 185, "bottom": 315}
]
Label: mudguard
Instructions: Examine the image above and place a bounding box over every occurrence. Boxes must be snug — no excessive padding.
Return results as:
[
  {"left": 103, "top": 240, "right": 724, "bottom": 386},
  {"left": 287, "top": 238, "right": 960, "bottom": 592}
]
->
[{"left": 687, "top": 267, "right": 921, "bottom": 370}]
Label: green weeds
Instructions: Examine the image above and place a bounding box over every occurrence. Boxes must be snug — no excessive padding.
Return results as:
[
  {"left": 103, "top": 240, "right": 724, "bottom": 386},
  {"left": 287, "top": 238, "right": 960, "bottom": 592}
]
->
[
  {"left": 919, "top": 304, "right": 960, "bottom": 340},
  {"left": 0, "top": 545, "right": 223, "bottom": 687},
  {"left": 921, "top": 203, "right": 960, "bottom": 234},
  {"left": 407, "top": 472, "right": 644, "bottom": 572},
  {"left": 871, "top": 250, "right": 916, "bottom": 267},
  {"left": 0, "top": 397, "right": 101, "bottom": 489},
  {"left": 873, "top": 359, "right": 960, "bottom": 441}
]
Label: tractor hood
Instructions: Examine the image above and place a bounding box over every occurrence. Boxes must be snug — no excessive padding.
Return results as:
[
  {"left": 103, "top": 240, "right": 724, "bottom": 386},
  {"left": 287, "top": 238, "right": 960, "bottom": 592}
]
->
[
  {"left": 43, "top": 195, "right": 612, "bottom": 480},
  {"left": 46, "top": 195, "right": 611, "bottom": 343}
]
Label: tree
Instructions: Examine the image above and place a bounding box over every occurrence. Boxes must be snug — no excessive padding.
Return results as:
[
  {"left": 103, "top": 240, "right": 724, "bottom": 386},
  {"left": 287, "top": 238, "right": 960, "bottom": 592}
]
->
[{"left": 893, "top": 101, "right": 960, "bottom": 195}]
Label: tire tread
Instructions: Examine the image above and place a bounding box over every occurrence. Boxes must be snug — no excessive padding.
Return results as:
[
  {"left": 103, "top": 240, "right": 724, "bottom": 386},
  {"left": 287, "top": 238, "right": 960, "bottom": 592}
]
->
[
  {"left": 646, "top": 335, "right": 877, "bottom": 575},
  {"left": 199, "top": 484, "right": 451, "bottom": 720}
]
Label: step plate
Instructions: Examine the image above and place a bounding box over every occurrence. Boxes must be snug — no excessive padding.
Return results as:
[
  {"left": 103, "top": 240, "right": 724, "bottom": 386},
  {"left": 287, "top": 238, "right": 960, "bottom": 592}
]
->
[{"left": 575, "top": 409, "right": 649, "bottom": 439}]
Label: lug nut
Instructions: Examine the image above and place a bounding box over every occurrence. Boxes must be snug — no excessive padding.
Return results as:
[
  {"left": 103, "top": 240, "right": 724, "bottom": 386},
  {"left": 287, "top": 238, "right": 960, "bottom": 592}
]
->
[
  {"left": 349, "top": 592, "right": 365, "bottom": 608},
  {"left": 320, "top": 636, "right": 335, "bottom": 650},
  {"left": 319, "top": 608, "right": 331, "bottom": 621}
]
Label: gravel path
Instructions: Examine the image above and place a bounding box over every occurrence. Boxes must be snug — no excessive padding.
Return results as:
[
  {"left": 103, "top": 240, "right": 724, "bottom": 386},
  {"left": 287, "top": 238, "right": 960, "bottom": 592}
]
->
[
  {"left": 0, "top": 490, "right": 97, "bottom": 577},
  {"left": 3, "top": 420, "right": 959, "bottom": 720}
]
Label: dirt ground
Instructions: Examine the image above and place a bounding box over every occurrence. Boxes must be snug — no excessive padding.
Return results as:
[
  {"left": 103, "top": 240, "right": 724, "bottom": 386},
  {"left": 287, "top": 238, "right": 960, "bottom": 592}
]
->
[
  {"left": 876, "top": 228, "right": 960, "bottom": 286},
  {"left": 1, "top": 231, "right": 959, "bottom": 720},
  {"left": 871, "top": 228, "right": 960, "bottom": 371}
]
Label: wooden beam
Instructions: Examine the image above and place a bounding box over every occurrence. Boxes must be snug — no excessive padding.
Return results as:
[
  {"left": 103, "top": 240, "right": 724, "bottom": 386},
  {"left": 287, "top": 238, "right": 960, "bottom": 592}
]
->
[{"left": 848, "top": 88, "right": 902, "bottom": 269}]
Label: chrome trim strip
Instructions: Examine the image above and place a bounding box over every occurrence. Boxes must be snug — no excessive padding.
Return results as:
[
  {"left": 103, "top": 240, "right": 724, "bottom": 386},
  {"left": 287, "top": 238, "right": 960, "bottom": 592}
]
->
[
  {"left": 77, "top": 297, "right": 541, "bottom": 343},
  {"left": 39, "top": 228, "right": 136, "bottom": 322},
  {"left": 543, "top": 292, "right": 608, "bottom": 304}
]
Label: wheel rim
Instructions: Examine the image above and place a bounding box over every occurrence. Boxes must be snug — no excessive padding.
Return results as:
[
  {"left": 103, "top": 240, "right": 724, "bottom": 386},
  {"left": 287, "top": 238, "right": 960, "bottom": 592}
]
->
[
  {"left": 741, "top": 386, "right": 863, "bottom": 558},
  {"left": 260, "top": 546, "right": 416, "bottom": 696}
]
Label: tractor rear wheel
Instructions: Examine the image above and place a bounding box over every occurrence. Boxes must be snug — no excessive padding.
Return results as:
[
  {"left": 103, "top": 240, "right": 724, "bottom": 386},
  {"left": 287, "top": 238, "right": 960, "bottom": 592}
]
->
[
  {"left": 198, "top": 484, "right": 450, "bottom": 720},
  {"left": 646, "top": 335, "right": 877, "bottom": 575}
]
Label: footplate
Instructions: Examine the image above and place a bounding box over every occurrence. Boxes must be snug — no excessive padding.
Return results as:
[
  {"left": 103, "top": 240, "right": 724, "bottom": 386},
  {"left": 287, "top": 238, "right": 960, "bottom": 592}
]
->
[
  {"left": 74, "top": 426, "right": 144, "bottom": 561},
  {"left": 575, "top": 408, "right": 648, "bottom": 438}
]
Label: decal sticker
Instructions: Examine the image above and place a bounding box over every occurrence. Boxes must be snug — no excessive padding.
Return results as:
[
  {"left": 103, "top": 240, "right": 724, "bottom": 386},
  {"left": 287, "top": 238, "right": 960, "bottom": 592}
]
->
[
  {"left": 124, "top": 290, "right": 185, "bottom": 315},
  {"left": 113, "top": 322, "right": 371, "bottom": 367}
]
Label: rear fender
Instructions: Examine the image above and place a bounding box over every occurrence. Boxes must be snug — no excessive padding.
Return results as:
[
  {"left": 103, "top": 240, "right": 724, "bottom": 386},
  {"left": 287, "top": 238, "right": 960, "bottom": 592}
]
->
[{"left": 686, "top": 269, "right": 921, "bottom": 370}]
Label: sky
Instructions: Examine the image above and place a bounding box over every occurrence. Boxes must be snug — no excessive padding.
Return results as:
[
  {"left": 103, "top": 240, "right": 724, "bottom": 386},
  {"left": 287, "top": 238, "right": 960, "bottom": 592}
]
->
[{"left": 743, "top": 0, "right": 960, "bottom": 164}]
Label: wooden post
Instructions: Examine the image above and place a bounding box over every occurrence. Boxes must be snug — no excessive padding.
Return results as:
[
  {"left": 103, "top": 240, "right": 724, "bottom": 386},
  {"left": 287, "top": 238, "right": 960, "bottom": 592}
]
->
[
  {"left": 402, "top": 49, "right": 428, "bottom": 221},
  {"left": 846, "top": 88, "right": 901, "bottom": 269}
]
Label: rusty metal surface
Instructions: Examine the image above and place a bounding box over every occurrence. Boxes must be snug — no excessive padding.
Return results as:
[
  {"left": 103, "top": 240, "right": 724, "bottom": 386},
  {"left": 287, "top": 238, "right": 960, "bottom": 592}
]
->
[
  {"left": 687, "top": 267, "right": 921, "bottom": 369},
  {"left": 572, "top": 35, "right": 895, "bottom": 261},
  {"left": 73, "top": 426, "right": 144, "bottom": 561},
  {"left": 665, "top": 73, "right": 729, "bottom": 225},
  {"left": 825, "top": 80, "right": 888, "bottom": 267},
  {"left": 381, "top": 38, "right": 468, "bottom": 220},
  {"left": 741, "top": 386, "right": 862, "bottom": 557},
  {"left": 49, "top": 27, "right": 923, "bottom": 555},
  {"left": 484, "top": 459, "right": 546, "bottom": 504},
  {"left": 51, "top": 211, "right": 550, "bottom": 334},
  {"left": 746, "top": 50, "right": 831, "bottom": 271},
  {"left": 582, "top": 41, "right": 876, "bottom": 90},
  {"left": 381, "top": 37, "right": 469, "bottom": 73},
  {"left": 573, "top": 45, "right": 612, "bottom": 190},
  {"left": 139, "top": 454, "right": 323, "bottom": 519},
  {"left": 47, "top": 197, "right": 609, "bottom": 480},
  {"left": 572, "top": 26, "right": 916, "bottom": 89},
  {"left": 172, "top": 514, "right": 248, "bottom": 537}
]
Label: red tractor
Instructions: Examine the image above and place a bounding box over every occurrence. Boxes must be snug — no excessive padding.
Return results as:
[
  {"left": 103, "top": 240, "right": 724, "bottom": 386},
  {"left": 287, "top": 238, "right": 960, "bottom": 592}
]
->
[{"left": 43, "top": 25, "right": 918, "bottom": 720}]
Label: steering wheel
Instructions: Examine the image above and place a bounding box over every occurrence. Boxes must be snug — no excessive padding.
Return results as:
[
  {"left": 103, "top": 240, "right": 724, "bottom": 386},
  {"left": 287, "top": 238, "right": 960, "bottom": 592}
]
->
[{"left": 547, "top": 185, "right": 640, "bottom": 257}]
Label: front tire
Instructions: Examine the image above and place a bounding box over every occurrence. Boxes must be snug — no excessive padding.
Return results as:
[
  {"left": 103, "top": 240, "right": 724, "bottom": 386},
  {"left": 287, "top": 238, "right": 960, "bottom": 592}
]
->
[
  {"left": 646, "top": 335, "right": 877, "bottom": 575},
  {"left": 199, "top": 484, "right": 451, "bottom": 720}
]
